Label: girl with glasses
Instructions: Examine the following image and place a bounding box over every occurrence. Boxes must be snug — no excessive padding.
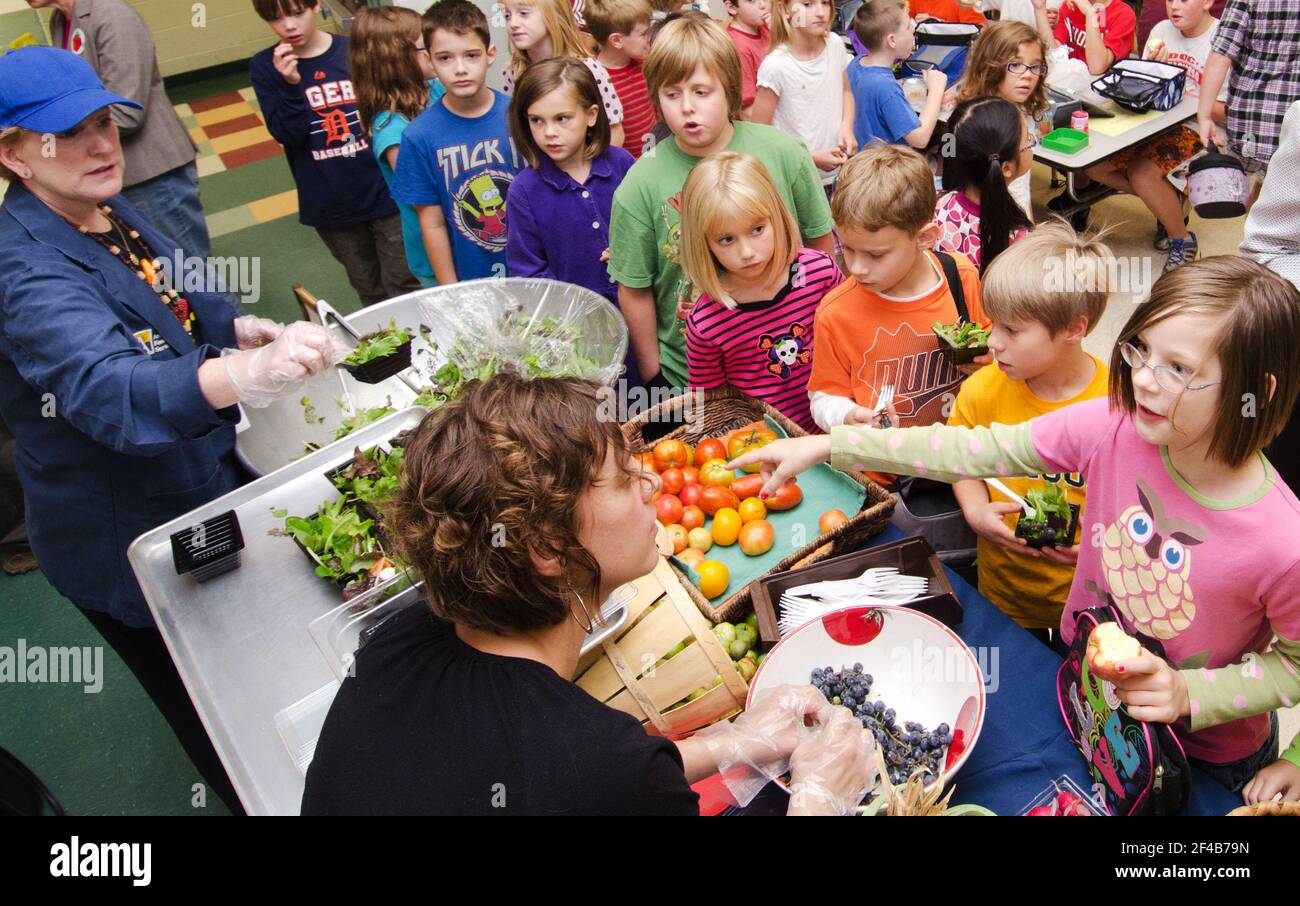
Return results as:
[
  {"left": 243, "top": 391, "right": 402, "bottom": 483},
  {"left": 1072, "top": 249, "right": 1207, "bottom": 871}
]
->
[
  {"left": 957, "top": 20, "right": 1050, "bottom": 221},
  {"left": 728, "top": 255, "right": 1300, "bottom": 801}
]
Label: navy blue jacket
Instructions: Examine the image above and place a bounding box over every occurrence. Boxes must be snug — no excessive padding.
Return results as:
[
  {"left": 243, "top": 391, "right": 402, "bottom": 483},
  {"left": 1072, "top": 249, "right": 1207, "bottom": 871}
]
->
[{"left": 0, "top": 184, "right": 244, "bottom": 628}]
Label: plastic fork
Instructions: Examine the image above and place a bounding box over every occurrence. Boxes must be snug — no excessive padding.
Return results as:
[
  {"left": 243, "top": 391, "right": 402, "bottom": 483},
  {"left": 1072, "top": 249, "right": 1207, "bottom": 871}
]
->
[
  {"left": 984, "top": 478, "right": 1035, "bottom": 519},
  {"left": 785, "top": 566, "right": 918, "bottom": 598},
  {"left": 873, "top": 384, "right": 896, "bottom": 428}
]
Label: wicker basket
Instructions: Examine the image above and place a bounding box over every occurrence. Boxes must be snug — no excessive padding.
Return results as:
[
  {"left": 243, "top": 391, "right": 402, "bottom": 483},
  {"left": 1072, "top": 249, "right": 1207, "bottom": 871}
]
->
[
  {"left": 575, "top": 555, "right": 750, "bottom": 737},
  {"left": 621, "top": 385, "right": 896, "bottom": 623},
  {"left": 1227, "top": 800, "right": 1300, "bottom": 816}
]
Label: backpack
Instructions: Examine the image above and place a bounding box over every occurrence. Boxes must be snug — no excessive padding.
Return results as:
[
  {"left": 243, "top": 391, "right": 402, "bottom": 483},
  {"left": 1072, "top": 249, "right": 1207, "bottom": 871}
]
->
[
  {"left": 1057, "top": 605, "right": 1192, "bottom": 816},
  {"left": 886, "top": 251, "right": 978, "bottom": 567},
  {"left": 903, "top": 21, "right": 981, "bottom": 82}
]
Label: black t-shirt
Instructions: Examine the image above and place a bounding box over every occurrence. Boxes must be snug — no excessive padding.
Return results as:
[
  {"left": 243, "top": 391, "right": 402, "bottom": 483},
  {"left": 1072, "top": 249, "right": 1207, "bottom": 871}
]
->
[{"left": 301, "top": 604, "right": 700, "bottom": 815}]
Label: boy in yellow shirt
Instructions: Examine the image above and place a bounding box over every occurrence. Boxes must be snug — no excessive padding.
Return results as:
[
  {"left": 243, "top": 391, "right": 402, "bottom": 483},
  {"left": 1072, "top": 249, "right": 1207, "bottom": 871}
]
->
[{"left": 948, "top": 222, "right": 1114, "bottom": 643}]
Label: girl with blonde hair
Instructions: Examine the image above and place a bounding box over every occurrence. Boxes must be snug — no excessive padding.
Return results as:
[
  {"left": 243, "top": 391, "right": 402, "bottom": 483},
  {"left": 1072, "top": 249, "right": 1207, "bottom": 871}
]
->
[{"left": 681, "top": 151, "right": 842, "bottom": 431}]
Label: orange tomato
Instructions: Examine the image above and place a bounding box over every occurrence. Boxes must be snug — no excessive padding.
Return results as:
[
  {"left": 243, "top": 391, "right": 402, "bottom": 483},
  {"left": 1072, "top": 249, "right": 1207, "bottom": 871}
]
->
[
  {"left": 727, "top": 427, "right": 778, "bottom": 473},
  {"left": 654, "top": 494, "right": 684, "bottom": 526},
  {"left": 660, "top": 468, "right": 685, "bottom": 495},
  {"left": 699, "top": 485, "right": 740, "bottom": 516},
  {"left": 678, "top": 483, "right": 702, "bottom": 507},
  {"left": 680, "top": 466, "right": 700, "bottom": 486},
  {"left": 765, "top": 479, "right": 803, "bottom": 511},
  {"left": 682, "top": 442, "right": 695, "bottom": 467},
  {"left": 694, "top": 437, "right": 727, "bottom": 464},
  {"left": 666, "top": 523, "right": 689, "bottom": 554},
  {"left": 699, "top": 458, "right": 734, "bottom": 488},
  {"left": 711, "top": 507, "right": 742, "bottom": 546},
  {"left": 652, "top": 439, "right": 689, "bottom": 471},
  {"left": 696, "top": 560, "right": 730, "bottom": 599},
  {"left": 738, "top": 497, "right": 767, "bottom": 523},
  {"left": 680, "top": 504, "right": 705, "bottom": 531},
  {"left": 638, "top": 452, "right": 658, "bottom": 474},
  {"left": 738, "top": 519, "right": 775, "bottom": 556},
  {"left": 731, "top": 474, "right": 765, "bottom": 500},
  {"left": 819, "top": 509, "right": 849, "bottom": 534}
]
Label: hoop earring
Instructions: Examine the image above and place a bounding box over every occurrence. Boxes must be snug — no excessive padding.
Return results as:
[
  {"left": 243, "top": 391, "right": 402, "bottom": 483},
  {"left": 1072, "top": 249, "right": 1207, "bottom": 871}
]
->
[{"left": 568, "top": 585, "right": 596, "bottom": 634}]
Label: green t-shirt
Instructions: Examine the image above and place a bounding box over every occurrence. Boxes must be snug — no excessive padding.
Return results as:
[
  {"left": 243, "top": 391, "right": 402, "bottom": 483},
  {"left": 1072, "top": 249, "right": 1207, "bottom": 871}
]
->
[{"left": 607, "top": 122, "right": 834, "bottom": 387}]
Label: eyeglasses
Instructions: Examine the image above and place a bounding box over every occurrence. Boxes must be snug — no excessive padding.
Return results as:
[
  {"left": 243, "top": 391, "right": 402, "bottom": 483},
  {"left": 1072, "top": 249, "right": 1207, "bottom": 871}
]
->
[
  {"left": 1005, "top": 61, "right": 1046, "bottom": 76},
  {"left": 1119, "top": 341, "right": 1222, "bottom": 393},
  {"left": 413, "top": 44, "right": 430, "bottom": 56}
]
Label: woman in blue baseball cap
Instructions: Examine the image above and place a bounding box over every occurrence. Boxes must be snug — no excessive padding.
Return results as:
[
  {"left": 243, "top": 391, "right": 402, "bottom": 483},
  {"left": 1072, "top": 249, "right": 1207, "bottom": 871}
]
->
[{"left": 0, "top": 47, "right": 348, "bottom": 813}]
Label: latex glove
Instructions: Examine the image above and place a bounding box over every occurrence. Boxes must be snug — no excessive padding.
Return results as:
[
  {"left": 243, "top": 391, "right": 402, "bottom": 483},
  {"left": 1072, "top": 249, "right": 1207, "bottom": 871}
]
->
[
  {"left": 788, "top": 706, "right": 879, "bottom": 815},
  {"left": 695, "top": 684, "right": 833, "bottom": 806},
  {"left": 232, "top": 314, "right": 285, "bottom": 350},
  {"left": 221, "top": 321, "right": 348, "bottom": 408}
]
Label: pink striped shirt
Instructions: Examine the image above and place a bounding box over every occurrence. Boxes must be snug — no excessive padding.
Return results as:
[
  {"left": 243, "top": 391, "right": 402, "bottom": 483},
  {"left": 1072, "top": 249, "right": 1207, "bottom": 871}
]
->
[{"left": 686, "top": 248, "right": 841, "bottom": 433}]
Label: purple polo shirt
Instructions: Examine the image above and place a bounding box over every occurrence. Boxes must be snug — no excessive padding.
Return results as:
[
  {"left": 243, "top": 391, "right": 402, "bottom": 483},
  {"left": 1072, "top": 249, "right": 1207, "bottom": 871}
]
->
[{"left": 505, "top": 146, "right": 634, "bottom": 300}]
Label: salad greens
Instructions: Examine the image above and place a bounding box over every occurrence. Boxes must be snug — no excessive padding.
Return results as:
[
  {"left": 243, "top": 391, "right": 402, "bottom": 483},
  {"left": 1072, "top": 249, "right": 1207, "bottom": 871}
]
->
[
  {"left": 333, "top": 405, "right": 397, "bottom": 441},
  {"left": 277, "top": 497, "right": 387, "bottom": 588},
  {"left": 345, "top": 319, "right": 411, "bottom": 366},
  {"left": 933, "top": 320, "right": 991, "bottom": 349},
  {"left": 1017, "top": 484, "right": 1073, "bottom": 544},
  {"left": 332, "top": 444, "right": 405, "bottom": 510},
  {"left": 1024, "top": 484, "right": 1071, "bottom": 523}
]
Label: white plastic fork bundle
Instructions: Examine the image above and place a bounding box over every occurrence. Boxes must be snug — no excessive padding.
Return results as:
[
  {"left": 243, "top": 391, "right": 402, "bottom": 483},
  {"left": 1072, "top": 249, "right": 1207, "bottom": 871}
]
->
[{"left": 776, "top": 567, "right": 931, "bottom": 637}]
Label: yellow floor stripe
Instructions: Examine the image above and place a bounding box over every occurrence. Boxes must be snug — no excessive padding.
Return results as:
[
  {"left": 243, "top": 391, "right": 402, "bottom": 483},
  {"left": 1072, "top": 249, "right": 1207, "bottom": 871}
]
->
[
  {"left": 247, "top": 190, "right": 299, "bottom": 224},
  {"left": 188, "top": 126, "right": 207, "bottom": 145},
  {"left": 194, "top": 101, "right": 256, "bottom": 128},
  {"left": 208, "top": 124, "right": 275, "bottom": 154}
]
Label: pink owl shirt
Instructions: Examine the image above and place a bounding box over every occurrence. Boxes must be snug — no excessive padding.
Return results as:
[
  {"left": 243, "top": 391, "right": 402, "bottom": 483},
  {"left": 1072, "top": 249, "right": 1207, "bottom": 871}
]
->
[{"left": 828, "top": 397, "right": 1300, "bottom": 765}]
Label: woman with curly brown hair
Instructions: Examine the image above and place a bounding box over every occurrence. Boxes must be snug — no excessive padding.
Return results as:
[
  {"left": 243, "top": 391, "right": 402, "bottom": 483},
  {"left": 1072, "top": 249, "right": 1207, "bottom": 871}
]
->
[{"left": 301, "top": 373, "right": 876, "bottom": 815}]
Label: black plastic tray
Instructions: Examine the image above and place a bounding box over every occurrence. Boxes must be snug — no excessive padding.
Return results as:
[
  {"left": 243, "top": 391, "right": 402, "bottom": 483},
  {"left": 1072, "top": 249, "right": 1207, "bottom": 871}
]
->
[{"left": 340, "top": 337, "right": 413, "bottom": 384}]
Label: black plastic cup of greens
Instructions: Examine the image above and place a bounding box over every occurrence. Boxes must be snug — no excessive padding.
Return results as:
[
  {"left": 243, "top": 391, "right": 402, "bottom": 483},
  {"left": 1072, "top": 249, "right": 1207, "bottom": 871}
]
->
[
  {"left": 341, "top": 320, "right": 413, "bottom": 384},
  {"left": 1013, "top": 485, "right": 1081, "bottom": 549},
  {"left": 933, "top": 320, "right": 990, "bottom": 366}
]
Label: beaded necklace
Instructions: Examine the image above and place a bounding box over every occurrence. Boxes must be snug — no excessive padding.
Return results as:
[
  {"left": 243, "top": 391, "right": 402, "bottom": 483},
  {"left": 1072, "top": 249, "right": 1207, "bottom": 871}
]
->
[{"left": 78, "top": 204, "right": 196, "bottom": 336}]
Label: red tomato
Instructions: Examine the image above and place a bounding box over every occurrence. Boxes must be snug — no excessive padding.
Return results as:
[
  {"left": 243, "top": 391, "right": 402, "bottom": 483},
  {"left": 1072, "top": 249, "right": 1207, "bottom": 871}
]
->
[
  {"left": 652, "top": 439, "right": 689, "bottom": 471},
  {"left": 654, "top": 494, "right": 684, "bottom": 525},
  {"left": 678, "top": 483, "right": 702, "bottom": 507},
  {"left": 694, "top": 437, "right": 727, "bottom": 464},
  {"left": 660, "top": 468, "right": 685, "bottom": 495},
  {"left": 680, "top": 505, "right": 705, "bottom": 531},
  {"left": 765, "top": 479, "right": 803, "bottom": 511},
  {"left": 680, "top": 466, "right": 700, "bottom": 486},
  {"left": 699, "top": 485, "right": 740, "bottom": 516},
  {"left": 731, "top": 474, "right": 765, "bottom": 500}
]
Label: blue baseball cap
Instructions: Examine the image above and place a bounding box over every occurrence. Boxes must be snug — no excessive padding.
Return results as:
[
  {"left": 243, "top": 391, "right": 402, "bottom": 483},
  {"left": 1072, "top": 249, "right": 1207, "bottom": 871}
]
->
[{"left": 0, "top": 46, "right": 142, "bottom": 132}]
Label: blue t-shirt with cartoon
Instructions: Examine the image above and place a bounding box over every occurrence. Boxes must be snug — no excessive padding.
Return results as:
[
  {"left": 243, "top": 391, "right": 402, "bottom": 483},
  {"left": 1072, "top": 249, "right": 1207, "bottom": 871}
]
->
[{"left": 391, "top": 91, "right": 521, "bottom": 281}]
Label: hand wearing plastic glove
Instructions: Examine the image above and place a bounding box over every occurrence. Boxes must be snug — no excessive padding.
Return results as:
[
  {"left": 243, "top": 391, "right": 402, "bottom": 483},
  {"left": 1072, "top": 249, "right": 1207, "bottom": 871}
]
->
[
  {"left": 695, "top": 685, "right": 833, "bottom": 806},
  {"left": 787, "top": 706, "right": 878, "bottom": 816},
  {"left": 221, "top": 321, "right": 349, "bottom": 408},
  {"left": 232, "top": 314, "right": 285, "bottom": 350}
]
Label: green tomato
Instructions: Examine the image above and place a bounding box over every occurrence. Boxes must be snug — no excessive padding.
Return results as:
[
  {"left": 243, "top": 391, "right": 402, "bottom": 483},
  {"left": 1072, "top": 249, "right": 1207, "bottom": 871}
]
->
[
  {"left": 664, "top": 641, "right": 687, "bottom": 660},
  {"left": 713, "top": 623, "right": 737, "bottom": 645},
  {"left": 734, "top": 623, "right": 757, "bottom": 649},
  {"left": 745, "top": 611, "right": 758, "bottom": 629},
  {"left": 728, "top": 639, "right": 749, "bottom": 660}
]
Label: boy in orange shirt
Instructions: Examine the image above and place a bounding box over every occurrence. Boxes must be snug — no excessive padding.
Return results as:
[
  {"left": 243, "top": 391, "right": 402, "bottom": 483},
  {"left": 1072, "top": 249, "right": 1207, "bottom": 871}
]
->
[{"left": 809, "top": 144, "right": 988, "bottom": 483}]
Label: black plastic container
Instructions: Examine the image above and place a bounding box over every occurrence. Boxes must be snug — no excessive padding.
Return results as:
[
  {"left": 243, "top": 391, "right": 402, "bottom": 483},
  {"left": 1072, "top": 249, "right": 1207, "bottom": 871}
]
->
[
  {"left": 170, "top": 510, "right": 243, "bottom": 582},
  {"left": 1014, "top": 502, "right": 1081, "bottom": 550},
  {"left": 340, "top": 335, "right": 413, "bottom": 384},
  {"left": 933, "top": 327, "right": 989, "bottom": 365}
]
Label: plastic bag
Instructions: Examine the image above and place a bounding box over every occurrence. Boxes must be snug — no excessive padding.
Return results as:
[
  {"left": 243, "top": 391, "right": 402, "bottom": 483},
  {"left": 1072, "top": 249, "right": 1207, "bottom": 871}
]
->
[{"left": 415, "top": 278, "right": 629, "bottom": 397}]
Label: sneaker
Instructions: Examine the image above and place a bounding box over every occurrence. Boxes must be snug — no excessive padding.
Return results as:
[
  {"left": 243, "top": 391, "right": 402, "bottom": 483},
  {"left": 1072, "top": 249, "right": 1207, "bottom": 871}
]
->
[
  {"left": 1153, "top": 212, "right": 1191, "bottom": 252},
  {"left": 1163, "top": 231, "right": 1199, "bottom": 272},
  {"left": 1047, "top": 190, "right": 1090, "bottom": 231}
]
